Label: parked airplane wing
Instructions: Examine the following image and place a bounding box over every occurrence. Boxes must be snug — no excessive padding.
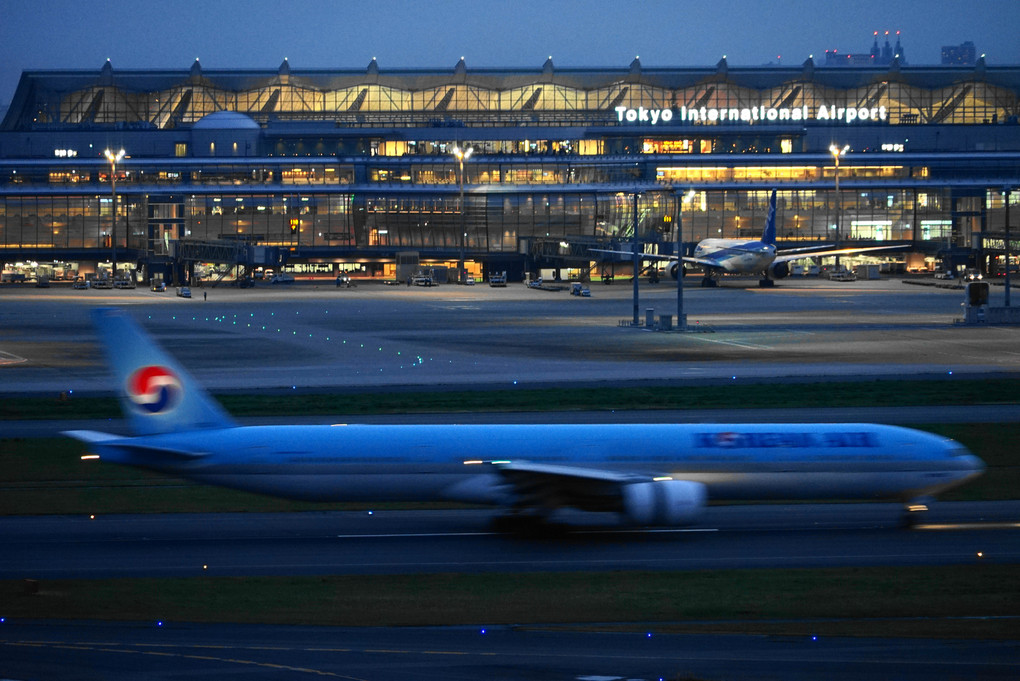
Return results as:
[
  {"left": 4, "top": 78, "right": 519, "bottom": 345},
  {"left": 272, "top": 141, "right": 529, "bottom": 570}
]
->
[
  {"left": 773, "top": 244, "right": 909, "bottom": 264},
  {"left": 588, "top": 246, "right": 673, "bottom": 261},
  {"left": 588, "top": 246, "right": 721, "bottom": 269}
]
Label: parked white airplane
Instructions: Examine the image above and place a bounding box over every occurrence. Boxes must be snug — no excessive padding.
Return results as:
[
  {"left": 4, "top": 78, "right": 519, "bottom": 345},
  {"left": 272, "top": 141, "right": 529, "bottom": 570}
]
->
[
  {"left": 595, "top": 190, "right": 904, "bottom": 287},
  {"left": 66, "top": 309, "right": 983, "bottom": 527}
]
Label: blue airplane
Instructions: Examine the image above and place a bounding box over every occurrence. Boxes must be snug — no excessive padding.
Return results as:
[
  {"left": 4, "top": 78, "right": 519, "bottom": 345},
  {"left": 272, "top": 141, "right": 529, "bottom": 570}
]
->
[
  {"left": 595, "top": 190, "right": 905, "bottom": 287},
  {"left": 66, "top": 308, "right": 984, "bottom": 527}
]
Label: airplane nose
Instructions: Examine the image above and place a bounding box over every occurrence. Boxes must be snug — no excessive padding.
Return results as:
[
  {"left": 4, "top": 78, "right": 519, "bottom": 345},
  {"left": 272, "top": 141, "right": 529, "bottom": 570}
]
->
[{"left": 965, "top": 454, "right": 986, "bottom": 475}]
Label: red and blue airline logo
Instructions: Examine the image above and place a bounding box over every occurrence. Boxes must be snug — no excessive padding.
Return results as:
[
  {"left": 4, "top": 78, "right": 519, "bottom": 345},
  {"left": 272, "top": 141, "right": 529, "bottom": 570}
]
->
[{"left": 126, "top": 366, "right": 182, "bottom": 414}]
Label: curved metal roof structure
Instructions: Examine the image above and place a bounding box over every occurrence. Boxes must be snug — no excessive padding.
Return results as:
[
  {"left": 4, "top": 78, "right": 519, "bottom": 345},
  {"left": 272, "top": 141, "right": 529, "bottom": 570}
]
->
[
  {"left": 3, "top": 57, "right": 1019, "bottom": 131},
  {"left": 192, "top": 110, "right": 261, "bottom": 130}
]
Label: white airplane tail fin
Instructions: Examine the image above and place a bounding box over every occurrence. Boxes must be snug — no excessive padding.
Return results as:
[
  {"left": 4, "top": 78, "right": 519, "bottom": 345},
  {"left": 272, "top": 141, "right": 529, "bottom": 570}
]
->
[
  {"left": 91, "top": 308, "right": 236, "bottom": 436},
  {"left": 761, "top": 190, "right": 777, "bottom": 246}
]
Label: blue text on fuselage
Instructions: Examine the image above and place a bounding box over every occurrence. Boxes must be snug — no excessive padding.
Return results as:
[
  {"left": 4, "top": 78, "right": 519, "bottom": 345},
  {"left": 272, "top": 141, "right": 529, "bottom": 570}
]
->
[{"left": 695, "top": 432, "right": 878, "bottom": 449}]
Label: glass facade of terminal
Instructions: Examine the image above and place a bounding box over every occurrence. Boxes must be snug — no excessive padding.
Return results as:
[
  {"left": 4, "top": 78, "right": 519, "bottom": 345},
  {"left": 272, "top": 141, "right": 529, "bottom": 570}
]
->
[
  {"left": 15, "top": 58, "right": 1016, "bottom": 129},
  {"left": 2, "top": 58, "right": 1019, "bottom": 280}
]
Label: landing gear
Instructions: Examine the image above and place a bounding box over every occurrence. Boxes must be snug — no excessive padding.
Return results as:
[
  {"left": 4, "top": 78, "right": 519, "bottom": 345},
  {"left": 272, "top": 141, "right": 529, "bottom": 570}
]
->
[
  {"left": 900, "top": 499, "right": 932, "bottom": 528},
  {"left": 700, "top": 276, "right": 717, "bottom": 288},
  {"left": 758, "top": 278, "right": 775, "bottom": 288}
]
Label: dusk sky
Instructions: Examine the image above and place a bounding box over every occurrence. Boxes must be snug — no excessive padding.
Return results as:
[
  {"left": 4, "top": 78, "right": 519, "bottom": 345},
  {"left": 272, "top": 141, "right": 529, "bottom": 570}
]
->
[{"left": 2, "top": 0, "right": 1018, "bottom": 110}]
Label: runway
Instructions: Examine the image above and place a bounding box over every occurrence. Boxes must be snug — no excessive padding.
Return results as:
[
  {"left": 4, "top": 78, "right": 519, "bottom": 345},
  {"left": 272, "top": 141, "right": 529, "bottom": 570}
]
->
[
  {"left": 4, "top": 503, "right": 1018, "bottom": 580},
  {"left": 2, "top": 620, "right": 1017, "bottom": 681},
  {"left": 3, "top": 504, "right": 1018, "bottom": 679}
]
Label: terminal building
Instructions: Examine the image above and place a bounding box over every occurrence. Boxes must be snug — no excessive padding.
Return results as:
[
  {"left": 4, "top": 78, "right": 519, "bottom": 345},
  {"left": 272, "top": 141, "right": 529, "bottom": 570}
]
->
[{"left": 1, "top": 56, "right": 1018, "bottom": 285}]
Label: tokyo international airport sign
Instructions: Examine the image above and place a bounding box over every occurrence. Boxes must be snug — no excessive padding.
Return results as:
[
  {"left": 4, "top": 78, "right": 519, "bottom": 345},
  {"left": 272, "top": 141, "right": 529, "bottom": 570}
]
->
[{"left": 614, "top": 105, "right": 888, "bottom": 125}]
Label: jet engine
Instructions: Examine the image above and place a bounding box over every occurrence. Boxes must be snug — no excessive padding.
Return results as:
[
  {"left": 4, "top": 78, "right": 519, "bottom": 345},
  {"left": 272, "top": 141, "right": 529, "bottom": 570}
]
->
[
  {"left": 666, "top": 262, "right": 686, "bottom": 280},
  {"left": 767, "top": 261, "right": 790, "bottom": 279},
  {"left": 621, "top": 479, "right": 706, "bottom": 526}
]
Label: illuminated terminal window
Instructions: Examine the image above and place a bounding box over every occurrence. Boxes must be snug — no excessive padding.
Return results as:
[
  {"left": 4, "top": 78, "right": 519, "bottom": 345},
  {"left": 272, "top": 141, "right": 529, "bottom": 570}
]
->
[
  {"left": 851, "top": 220, "right": 894, "bottom": 239},
  {"left": 920, "top": 220, "right": 952, "bottom": 240},
  {"left": 657, "top": 164, "right": 911, "bottom": 184},
  {"left": 657, "top": 166, "right": 824, "bottom": 183},
  {"left": 282, "top": 167, "right": 320, "bottom": 185},
  {"left": 378, "top": 141, "right": 409, "bottom": 157},
  {"left": 48, "top": 171, "right": 89, "bottom": 184},
  {"left": 643, "top": 139, "right": 694, "bottom": 154}
]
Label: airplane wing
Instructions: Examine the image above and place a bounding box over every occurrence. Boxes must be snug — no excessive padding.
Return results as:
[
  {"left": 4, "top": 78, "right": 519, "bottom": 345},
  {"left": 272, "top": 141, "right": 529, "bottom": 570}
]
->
[
  {"left": 589, "top": 246, "right": 674, "bottom": 261},
  {"left": 495, "top": 461, "right": 644, "bottom": 513},
  {"left": 588, "top": 247, "right": 723, "bottom": 270},
  {"left": 62, "top": 429, "right": 122, "bottom": 443},
  {"left": 773, "top": 244, "right": 908, "bottom": 265},
  {"left": 493, "top": 461, "right": 707, "bottom": 523},
  {"left": 64, "top": 430, "right": 208, "bottom": 461}
]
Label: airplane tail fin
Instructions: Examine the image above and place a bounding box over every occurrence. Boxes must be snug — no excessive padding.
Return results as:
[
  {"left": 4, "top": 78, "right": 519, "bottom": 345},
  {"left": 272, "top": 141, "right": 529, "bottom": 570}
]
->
[
  {"left": 91, "top": 308, "right": 236, "bottom": 436},
  {"left": 762, "top": 190, "right": 777, "bottom": 246}
]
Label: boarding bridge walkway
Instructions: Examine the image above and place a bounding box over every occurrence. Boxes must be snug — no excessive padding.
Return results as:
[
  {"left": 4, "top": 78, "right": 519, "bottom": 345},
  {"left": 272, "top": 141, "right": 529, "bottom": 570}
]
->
[{"left": 169, "top": 239, "right": 288, "bottom": 284}]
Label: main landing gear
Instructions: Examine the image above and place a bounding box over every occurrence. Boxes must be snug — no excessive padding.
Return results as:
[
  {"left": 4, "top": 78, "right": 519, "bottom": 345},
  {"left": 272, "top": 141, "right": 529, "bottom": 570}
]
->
[{"left": 900, "top": 498, "right": 932, "bottom": 528}]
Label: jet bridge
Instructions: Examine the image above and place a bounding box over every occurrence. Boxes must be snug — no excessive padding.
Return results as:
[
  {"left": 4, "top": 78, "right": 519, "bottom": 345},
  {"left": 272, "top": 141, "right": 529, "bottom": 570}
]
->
[
  {"left": 528, "top": 236, "right": 605, "bottom": 282},
  {"left": 169, "top": 238, "right": 287, "bottom": 285}
]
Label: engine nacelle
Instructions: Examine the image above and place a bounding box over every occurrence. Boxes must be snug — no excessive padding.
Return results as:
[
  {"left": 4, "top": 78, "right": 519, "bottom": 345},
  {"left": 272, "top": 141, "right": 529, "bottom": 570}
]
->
[
  {"left": 666, "top": 262, "right": 686, "bottom": 280},
  {"left": 621, "top": 480, "right": 706, "bottom": 526},
  {"left": 767, "top": 261, "right": 790, "bottom": 280}
]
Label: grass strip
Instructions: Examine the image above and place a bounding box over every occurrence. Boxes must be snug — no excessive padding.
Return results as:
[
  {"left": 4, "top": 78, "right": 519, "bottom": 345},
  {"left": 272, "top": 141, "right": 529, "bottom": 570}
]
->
[
  {"left": 4, "top": 566, "right": 1016, "bottom": 639},
  {"left": 3, "top": 377, "right": 1020, "bottom": 420}
]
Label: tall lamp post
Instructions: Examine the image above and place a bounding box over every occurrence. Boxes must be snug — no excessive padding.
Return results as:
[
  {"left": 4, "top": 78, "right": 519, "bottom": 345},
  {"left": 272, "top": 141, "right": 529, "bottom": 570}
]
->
[
  {"left": 632, "top": 190, "right": 642, "bottom": 326},
  {"left": 1005, "top": 187, "right": 1012, "bottom": 307},
  {"left": 829, "top": 143, "right": 849, "bottom": 244},
  {"left": 104, "top": 148, "right": 126, "bottom": 277},
  {"left": 451, "top": 145, "right": 473, "bottom": 283},
  {"left": 675, "top": 188, "right": 696, "bottom": 331}
]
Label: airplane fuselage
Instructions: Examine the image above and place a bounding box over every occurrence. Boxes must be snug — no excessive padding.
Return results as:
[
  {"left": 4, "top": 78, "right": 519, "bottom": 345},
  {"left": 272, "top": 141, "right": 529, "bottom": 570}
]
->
[
  {"left": 83, "top": 422, "right": 983, "bottom": 506},
  {"left": 692, "top": 239, "right": 777, "bottom": 275}
]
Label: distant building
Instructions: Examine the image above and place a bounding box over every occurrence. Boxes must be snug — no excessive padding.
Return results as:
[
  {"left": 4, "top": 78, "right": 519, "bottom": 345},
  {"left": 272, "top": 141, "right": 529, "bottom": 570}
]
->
[
  {"left": 942, "top": 41, "right": 977, "bottom": 66},
  {"left": 825, "top": 31, "right": 905, "bottom": 67}
]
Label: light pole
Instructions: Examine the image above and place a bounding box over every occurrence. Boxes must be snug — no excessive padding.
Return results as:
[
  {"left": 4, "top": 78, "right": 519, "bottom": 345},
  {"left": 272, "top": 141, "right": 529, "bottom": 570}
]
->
[
  {"left": 104, "top": 148, "right": 125, "bottom": 277},
  {"left": 829, "top": 144, "right": 849, "bottom": 244},
  {"left": 676, "top": 188, "right": 696, "bottom": 331},
  {"left": 632, "top": 190, "right": 642, "bottom": 326},
  {"left": 452, "top": 145, "right": 473, "bottom": 283},
  {"left": 1005, "top": 187, "right": 1012, "bottom": 307}
]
